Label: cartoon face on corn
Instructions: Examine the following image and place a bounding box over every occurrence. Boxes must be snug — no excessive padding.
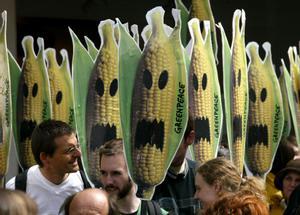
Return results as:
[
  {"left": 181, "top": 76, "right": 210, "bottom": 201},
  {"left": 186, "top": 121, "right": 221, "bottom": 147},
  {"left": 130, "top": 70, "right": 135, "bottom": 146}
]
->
[{"left": 86, "top": 20, "right": 121, "bottom": 184}]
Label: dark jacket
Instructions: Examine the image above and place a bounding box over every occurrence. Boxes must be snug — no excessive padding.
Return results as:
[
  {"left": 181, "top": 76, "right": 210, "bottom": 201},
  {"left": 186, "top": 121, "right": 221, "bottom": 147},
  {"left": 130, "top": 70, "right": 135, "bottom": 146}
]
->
[{"left": 152, "top": 159, "right": 200, "bottom": 215}]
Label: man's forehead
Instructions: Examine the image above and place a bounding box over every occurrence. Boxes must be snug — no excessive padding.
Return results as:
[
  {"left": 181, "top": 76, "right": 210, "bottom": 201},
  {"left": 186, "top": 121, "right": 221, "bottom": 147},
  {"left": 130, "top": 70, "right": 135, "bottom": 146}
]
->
[
  {"left": 54, "top": 133, "right": 77, "bottom": 145},
  {"left": 100, "top": 154, "right": 127, "bottom": 169}
]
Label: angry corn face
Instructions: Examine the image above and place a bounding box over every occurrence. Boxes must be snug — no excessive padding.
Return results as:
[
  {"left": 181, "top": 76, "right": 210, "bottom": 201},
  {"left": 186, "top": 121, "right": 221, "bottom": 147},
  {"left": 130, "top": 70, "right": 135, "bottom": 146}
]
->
[
  {"left": 128, "top": 7, "right": 188, "bottom": 199},
  {"left": 246, "top": 42, "right": 283, "bottom": 177},
  {"left": 17, "top": 37, "right": 51, "bottom": 169},
  {"left": 86, "top": 20, "right": 121, "bottom": 184},
  {"left": 230, "top": 10, "right": 248, "bottom": 174},
  {"left": 188, "top": 19, "right": 222, "bottom": 163}
]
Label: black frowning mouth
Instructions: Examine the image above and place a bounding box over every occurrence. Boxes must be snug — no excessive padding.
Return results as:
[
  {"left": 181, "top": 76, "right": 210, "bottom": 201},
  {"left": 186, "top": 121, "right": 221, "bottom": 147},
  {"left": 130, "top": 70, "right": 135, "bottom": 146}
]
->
[
  {"left": 248, "top": 124, "right": 268, "bottom": 147},
  {"left": 20, "top": 120, "right": 37, "bottom": 142},
  {"left": 134, "top": 119, "right": 164, "bottom": 151},
  {"left": 90, "top": 124, "right": 117, "bottom": 150},
  {"left": 233, "top": 115, "right": 242, "bottom": 142},
  {"left": 194, "top": 117, "right": 210, "bottom": 143}
]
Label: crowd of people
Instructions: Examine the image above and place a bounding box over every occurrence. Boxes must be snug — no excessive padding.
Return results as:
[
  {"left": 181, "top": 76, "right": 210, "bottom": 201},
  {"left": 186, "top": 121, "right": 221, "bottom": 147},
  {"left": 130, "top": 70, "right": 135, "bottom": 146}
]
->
[{"left": 1, "top": 119, "right": 300, "bottom": 215}]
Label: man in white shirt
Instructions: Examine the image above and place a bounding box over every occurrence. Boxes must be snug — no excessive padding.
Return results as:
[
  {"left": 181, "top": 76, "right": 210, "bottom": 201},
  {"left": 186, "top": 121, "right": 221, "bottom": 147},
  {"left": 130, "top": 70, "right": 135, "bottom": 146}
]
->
[{"left": 6, "top": 119, "right": 90, "bottom": 215}]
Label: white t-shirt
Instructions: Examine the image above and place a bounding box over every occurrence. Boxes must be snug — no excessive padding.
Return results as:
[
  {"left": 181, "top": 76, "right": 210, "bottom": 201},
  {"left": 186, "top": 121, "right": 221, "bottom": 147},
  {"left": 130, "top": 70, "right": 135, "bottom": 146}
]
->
[{"left": 6, "top": 165, "right": 84, "bottom": 215}]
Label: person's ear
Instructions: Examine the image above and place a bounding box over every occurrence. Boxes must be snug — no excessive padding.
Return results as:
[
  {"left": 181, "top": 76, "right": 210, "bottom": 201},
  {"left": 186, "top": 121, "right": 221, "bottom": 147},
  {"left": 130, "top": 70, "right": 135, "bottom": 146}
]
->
[
  {"left": 213, "top": 182, "right": 222, "bottom": 193},
  {"left": 40, "top": 152, "right": 49, "bottom": 166},
  {"left": 185, "top": 130, "right": 195, "bottom": 146}
]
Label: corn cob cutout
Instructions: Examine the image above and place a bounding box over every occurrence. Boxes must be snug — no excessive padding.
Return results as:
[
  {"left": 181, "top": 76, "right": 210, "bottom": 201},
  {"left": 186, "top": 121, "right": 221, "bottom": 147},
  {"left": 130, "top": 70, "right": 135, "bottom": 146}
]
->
[
  {"left": 245, "top": 42, "right": 284, "bottom": 177},
  {"left": 17, "top": 36, "right": 51, "bottom": 169},
  {"left": 118, "top": 7, "right": 188, "bottom": 199},
  {"left": 0, "top": 11, "right": 12, "bottom": 187},
  {"left": 230, "top": 10, "right": 248, "bottom": 174},
  {"left": 86, "top": 20, "right": 121, "bottom": 184},
  {"left": 45, "top": 49, "right": 75, "bottom": 127},
  {"left": 219, "top": 10, "right": 248, "bottom": 174},
  {"left": 187, "top": 19, "right": 222, "bottom": 163}
]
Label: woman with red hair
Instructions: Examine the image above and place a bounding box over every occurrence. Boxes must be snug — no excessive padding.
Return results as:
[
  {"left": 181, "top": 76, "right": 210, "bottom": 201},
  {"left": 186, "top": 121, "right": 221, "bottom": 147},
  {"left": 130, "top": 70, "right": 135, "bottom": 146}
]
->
[{"left": 203, "top": 190, "right": 269, "bottom": 215}]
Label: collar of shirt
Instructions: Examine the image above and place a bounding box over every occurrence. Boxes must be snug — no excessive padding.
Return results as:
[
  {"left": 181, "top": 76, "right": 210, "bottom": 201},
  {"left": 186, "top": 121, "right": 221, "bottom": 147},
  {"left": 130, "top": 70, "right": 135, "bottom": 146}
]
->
[{"left": 167, "top": 159, "right": 188, "bottom": 179}]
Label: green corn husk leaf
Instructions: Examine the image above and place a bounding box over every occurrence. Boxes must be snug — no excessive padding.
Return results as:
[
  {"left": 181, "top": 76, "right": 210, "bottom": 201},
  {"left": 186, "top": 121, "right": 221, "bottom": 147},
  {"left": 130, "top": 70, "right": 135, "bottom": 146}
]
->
[
  {"left": 174, "top": 0, "right": 189, "bottom": 47},
  {"left": 279, "top": 67, "right": 291, "bottom": 140},
  {"left": 8, "top": 50, "right": 21, "bottom": 170},
  {"left": 84, "top": 36, "right": 99, "bottom": 61},
  {"left": 218, "top": 22, "right": 233, "bottom": 157},
  {"left": 0, "top": 10, "right": 12, "bottom": 187},
  {"left": 17, "top": 36, "right": 52, "bottom": 169},
  {"left": 70, "top": 28, "right": 94, "bottom": 173},
  {"left": 187, "top": 18, "right": 223, "bottom": 163},
  {"left": 245, "top": 42, "right": 284, "bottom": 178},
  {"left": 118, "top": 18, "right": 142, "bottom": 177}
]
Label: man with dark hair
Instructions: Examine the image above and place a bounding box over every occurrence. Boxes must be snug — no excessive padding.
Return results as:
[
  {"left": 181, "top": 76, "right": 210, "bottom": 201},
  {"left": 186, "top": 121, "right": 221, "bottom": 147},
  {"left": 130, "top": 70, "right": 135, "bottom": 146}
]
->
[
  {"left": 152, "top": 115, "right": 200, "bottom": 215},
  {"left": 6, "top": 119, "right": 91, "bottom": 215},
  {"left": 99, "top": 139, "right": 167, "bottom": 215}
]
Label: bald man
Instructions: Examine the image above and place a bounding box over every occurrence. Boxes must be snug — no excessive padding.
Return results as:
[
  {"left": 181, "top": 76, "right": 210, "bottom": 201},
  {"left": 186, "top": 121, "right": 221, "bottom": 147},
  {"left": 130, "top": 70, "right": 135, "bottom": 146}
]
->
[{"left": 64, "top": 188, "right": 110, "bottom": 215}]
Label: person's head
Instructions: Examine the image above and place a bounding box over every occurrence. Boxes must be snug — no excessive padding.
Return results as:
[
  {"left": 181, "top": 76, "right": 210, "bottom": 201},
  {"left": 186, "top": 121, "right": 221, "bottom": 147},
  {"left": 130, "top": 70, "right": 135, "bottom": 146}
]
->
[
  {"left": 171, "top": 114, "right": 195, "bottom": 167},
  {"left": 274, "top": 159, "right": 300, "bottom": 201},
  {"left": 194, "top": 158, "right": 265, "bottom": 211},
  {"left": 63, "top": 188, "right": 110, "bottom": 215},
  {"left": 284, "top": 184, "right": 300, "bottom": 215},
  {"left": 272, "top": 136, "right": 300, "bottom": 174},
  {"left": 31, "top": 119, "right": 81, "bottom": 173},
  {"left": 99, "top": 139, "right": 133, "bottom": 200},
  {"left": 203, "top": 190, "right": 269, "bottom": 215},
  {"left": 0, "top": 188, "right": 37, "bottom": 215}
]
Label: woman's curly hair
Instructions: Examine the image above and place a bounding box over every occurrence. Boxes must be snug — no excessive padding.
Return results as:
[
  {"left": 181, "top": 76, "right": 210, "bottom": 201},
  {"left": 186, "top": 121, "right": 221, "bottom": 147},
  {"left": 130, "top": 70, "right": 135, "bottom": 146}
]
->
[
  {"left": 204, "top": 190, "right": 269, "bottom": 215},
  {"left": 196, "top": 158, "right": 266, "bottom": 199}
]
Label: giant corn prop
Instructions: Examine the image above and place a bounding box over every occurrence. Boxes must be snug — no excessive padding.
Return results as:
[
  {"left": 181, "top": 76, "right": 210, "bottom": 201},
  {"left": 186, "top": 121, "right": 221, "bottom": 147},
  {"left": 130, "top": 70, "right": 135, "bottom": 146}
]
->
[
  {"left": 45, "top": 49, "right": 75, "bottom": 127},
  {"left": 282, "top": 48, "right": 300, "bottom": 146},
  {"left": 187, "top": 19, "right": 222, "bottom": 163},
  {"left": 245, "top": 42, "right": 283, "bottom": 178},
  {"left": 70, "top": 29, "right": 94, "bottom": 172},
  {"left": 86, "top": 20, "right": 121, "bottom": 185},
  {"left": 17, "top": 36, "right": 51, "bottom": 169},
  {"left": 118, "top": 7, "right": 188, "bottom": 199},
  {"left": 219, "top": 10, "right": 248, "bottom": 174},
  {"left": 0, "top": 11, "right": 12, "bottom": 187}
]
